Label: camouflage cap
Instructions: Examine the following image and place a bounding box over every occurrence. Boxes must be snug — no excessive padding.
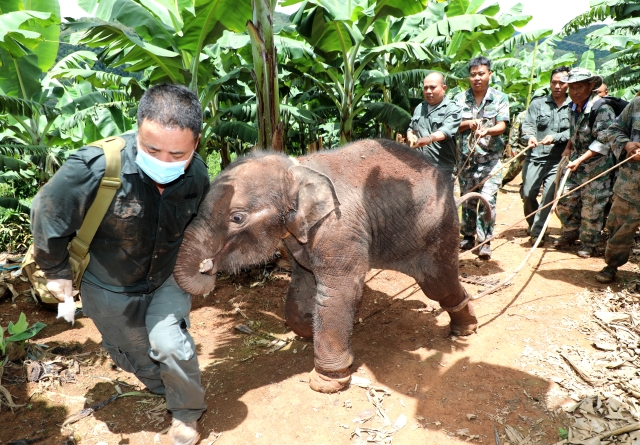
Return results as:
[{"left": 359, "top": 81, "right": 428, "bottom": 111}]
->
[{"left": 561, "top": 67, "right": 603, "bottom": 89}]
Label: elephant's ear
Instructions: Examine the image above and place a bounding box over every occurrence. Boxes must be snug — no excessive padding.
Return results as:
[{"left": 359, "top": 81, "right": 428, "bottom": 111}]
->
[{"left": 285, "top": 165, "right": 340, "bottom": 244}]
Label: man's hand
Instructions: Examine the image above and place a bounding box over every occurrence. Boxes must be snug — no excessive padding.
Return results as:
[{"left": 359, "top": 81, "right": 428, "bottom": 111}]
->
[
  {"left": 467, "top": 119, "right": 481, "bottom": 132},
  {"left": 46, "top": 278, "right": 73, "bottom": 303},
  {"left": 414, "top": 135, "right": 435, "bottom": 148},
  {"left": 539, "top": 135, "right": 555, "bottom": 145},
  {"left": 527, "top": 137, "right": 538, "bottom": 149},
  {"left": 407, "top": 133, "right": 418, "bottom": 148},
  {"left": 566, "top": 159, "right": 581, "bottom": 172},
  {"left": 475, "top": 127, "right": 488, "bottom": 138},
  {"left": 625, "top": 141, "right": 640, "bottom": 162},
  {"left": 561, "top": 148, "right": 571, "bottom": 158}
]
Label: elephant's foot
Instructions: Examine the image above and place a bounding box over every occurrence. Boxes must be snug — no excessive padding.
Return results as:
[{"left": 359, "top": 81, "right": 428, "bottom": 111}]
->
[
  {"left": 309, "top": 367, "right": 351, "bottom": 393},
  {"left": 443, "top": 298, "right": 477, "bottom": 336}
]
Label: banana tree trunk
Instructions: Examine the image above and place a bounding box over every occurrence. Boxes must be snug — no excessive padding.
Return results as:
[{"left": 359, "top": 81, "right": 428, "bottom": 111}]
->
[
  {"left": 220, "top": 139, "right": 232, "bottom": 170},
  {"left": 248, "top": 0, "right": 282, "bottom": 151},
  {"left": 340, "top": 67, "right": 354, "bottom": 144},
  {"left": 340, "top": 114, "right": 353, "bottom": 144}
]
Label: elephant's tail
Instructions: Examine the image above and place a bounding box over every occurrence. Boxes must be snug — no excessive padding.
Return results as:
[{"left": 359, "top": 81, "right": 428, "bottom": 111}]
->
[{"left": 455, "top": 192, "right": 491, "bottom": 226}]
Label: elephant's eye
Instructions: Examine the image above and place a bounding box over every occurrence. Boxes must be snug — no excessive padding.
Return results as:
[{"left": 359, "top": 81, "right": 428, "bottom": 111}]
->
[{"left": 230, "top": 213, "right": 245, "bottom": 224}]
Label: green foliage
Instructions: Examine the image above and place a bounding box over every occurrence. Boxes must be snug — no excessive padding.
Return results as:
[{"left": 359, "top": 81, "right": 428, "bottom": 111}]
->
[
  {"left": 0, "top": 312, "right": 46, "bottom": 357},
  {"left": 206, "top": 150, "right": 237, "bottom": 178},
  {"left": 561, "top": 0, "right": 640, "bottom": 96},
  {"left": 558, "top": 427, "right": 568, "bottom": 440},
  {"left": 0, "top": 207, "right": 32, "bottom": 253},
  {"left": 0, "top": 0, "right": 639, "bottom": 217}
]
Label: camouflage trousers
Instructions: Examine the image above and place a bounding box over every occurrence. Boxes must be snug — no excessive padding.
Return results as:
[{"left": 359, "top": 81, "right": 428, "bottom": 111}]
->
[
  {"left": 604, "top": 194, "right": 640, "bottom": 268},
  {"left": 458, "top": 159, "right": 501, "bottom": 241},
  {"left": 501, "top": 150, "right": 525, "bottom": 186},
  {"left": 556, "top": 156, "right": 614, "bottom": 248}
]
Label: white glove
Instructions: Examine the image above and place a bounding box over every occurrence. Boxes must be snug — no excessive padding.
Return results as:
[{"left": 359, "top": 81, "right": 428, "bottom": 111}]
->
[
  {"left": 57, "top": 296, "right": 76, "bottom": 326},
  {"left": 46, "top": 278, "right": 73, "bottom": 302},
  {"left": 47, "top": 279, "right": 75, "bottom": 326}
]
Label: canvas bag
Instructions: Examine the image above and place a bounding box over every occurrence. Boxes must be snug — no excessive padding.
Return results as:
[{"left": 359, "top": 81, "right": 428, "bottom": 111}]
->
[{"left": 21, "top": 136, "right": 125, "bottom": 305}]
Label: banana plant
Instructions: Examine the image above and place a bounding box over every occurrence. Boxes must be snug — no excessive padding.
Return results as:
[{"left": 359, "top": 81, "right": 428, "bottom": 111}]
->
[
  {"left": 68, "top": 0, "right": 252, "bottom": 97},
  {"left": 0, "top": 4, "right": 60, "bottom": 147},
  {"left": 248, "top": 0, "right": 282, "bottom": 150},
  {"left": 561, "top": 0, "right": 640, "bottom": 97},
  {"left": 284, "top": 0, "right": 429, "bottom": 144},
  {"left": 489, "top": 35, "right": 576, "bottom": 114},
  {"left": 0, "top": 2, "right": 62, "bottom": 210}
]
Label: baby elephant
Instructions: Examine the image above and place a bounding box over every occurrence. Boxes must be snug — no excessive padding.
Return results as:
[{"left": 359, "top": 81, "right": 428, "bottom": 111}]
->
[{"left": 174, "top": 139, "right": 479, "bottom": 393}]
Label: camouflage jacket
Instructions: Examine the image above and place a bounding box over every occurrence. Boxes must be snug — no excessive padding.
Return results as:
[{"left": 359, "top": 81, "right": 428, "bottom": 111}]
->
[
  {"left": 521, "top": 95, "right": 570, "bottom": 163},
  {"left": 607, "top": 96, "right": 640, "bottom": 205},
  {"left": 454, "top": 87, "right": 510, "bottom": 164},
  {"left": 31, "top": 133, "right": 210, "bottom": 293},
  {"left": 569, "top": 92, "right": 615, "bottom": 163},
  {"left": 506, "top": 111, "right": 526, "bottom": 155},
  {"left": 408, "top": 97, "right": 462, "bottom": 173}
]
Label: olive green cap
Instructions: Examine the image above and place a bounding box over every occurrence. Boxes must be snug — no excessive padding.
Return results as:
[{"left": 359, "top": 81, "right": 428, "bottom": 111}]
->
[{"left": 561, "top": 67, "right": 603, "bottom": 89}]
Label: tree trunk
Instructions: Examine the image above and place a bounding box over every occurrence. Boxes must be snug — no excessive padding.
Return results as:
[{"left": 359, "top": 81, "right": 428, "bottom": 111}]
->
[{"left": 248, "top": 0, "right": 282, "bottom": 151}]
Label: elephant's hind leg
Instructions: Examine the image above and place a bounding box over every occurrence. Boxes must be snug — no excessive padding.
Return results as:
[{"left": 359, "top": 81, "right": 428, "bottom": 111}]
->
[
  {"left": 415, "top": 261, "right": 477, "bottom": 336},
  {"left": 439, "top": 287, "right": 477, "bottom": 336},
  {"left": 284, "top": 258, "right": 316, "bottom": 338}
]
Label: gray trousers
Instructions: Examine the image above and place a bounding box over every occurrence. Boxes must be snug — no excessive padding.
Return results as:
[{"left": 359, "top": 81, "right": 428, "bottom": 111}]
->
[
  {"left": 81, "top": 274, "right": 206, "bottom": 422},
  {"left": 520, "top": 159, "right": 558, "bottom": 238}
]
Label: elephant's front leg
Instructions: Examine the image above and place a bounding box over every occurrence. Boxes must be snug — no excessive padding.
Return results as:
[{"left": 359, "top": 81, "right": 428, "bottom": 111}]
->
[
  {"left": 284, "top": 258, "right": 316, "bottom": 339},
  {"left": 309, "top": 273, "right": 365, "bottom": 393}
]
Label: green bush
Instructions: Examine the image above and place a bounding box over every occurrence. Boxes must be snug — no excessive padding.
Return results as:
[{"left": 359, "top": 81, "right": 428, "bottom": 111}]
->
[{"left": 0, "top": 207, "right": 32, "bottom": 253}]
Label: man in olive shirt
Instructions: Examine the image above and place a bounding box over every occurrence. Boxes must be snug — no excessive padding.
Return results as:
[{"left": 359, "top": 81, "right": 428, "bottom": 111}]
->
[
  {"left": 520, "top": 66, "right": 571, "bottom": 245},
  {"left": 407, "top": 72, "right": 462, "bottom": 177},
  {"left": 31, "top": 84, "right": 210, "bottom": 445}
]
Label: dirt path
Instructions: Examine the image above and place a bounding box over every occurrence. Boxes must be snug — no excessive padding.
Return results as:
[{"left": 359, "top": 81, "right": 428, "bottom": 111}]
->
[{"left": 1, "top": 180, "right": 638, "bottom": 445}]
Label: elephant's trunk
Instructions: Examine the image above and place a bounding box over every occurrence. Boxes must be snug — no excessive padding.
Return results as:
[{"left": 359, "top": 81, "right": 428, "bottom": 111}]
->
[{"left": 174, "top": 219, "right": 219, "bottom": 296}]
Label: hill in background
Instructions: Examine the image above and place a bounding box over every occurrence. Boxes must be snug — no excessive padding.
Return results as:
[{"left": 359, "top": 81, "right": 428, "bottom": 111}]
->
[{"left": 522, "top": 25, "right": 610, "bottom": 67}]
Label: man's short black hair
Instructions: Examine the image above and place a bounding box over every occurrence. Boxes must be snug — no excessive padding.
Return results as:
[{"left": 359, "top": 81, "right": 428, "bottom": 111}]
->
[
  {"left": 468, "top": 56, "right": 491, "bottom": 73},
  {"left": 137, "top": 84, "right": 202, "bottom": 140},
  {"left": 551, "top": 66, "right": 571, "bottom": 77}
]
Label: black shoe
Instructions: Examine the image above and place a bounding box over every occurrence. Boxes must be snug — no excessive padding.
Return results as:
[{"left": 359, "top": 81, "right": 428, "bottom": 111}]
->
[
  {"left": 478, "top": 243, "right": 491, "bottom": 259},
  {"left": 595, "top": 266, "right": 617, "bottom": 283},
  {"left": 552, "top": 232, "right": 579, "bottom": 248},
  {"left": 460, "top": 237, "right": 475, "bottom": 251}
]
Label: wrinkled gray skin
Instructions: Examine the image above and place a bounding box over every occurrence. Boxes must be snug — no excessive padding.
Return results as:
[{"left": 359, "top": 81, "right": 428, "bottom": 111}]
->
[{"left": 174, "top": 139, "right": 477, "bottom": 393}]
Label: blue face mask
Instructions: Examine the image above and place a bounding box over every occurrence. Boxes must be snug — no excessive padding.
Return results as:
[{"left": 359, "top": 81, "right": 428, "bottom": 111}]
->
[{"left": 135, "top": 146, "right": 194, "bottom": 184}]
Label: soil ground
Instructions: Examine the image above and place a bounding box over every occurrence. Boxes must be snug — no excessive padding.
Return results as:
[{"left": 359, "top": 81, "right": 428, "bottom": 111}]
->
[{"left": 1, "top": 178, "right": 638, "bottom": 445}]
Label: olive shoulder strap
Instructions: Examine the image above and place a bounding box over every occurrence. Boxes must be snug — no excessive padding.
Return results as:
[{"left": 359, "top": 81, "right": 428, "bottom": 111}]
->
[{"left": 67, "top": 136, "right": 125, "bottom": 264}]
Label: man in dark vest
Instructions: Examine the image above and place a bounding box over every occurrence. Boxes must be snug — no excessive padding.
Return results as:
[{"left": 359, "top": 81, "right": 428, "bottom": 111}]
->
[{"left": 31, "top": 84, "right": 210, "bottom": 445}]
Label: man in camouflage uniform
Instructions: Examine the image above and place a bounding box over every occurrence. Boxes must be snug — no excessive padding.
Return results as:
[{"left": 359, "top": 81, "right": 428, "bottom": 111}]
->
[
  {"left": 554, "top": 68, "right": 616, "bottom": 258},
  {"left": 407, "top": 72, "right": 462, "bottom": 177},
  {"left": 501, "top": 111, "right": 526, "bottom": 187},
  {"left": 454, "top": 56, "right": 510, "bottom": 259},
  {"left": 520, "top": 66, "right": 571, "bottom": 245},
  {"left": 594, "top": 98, "right": 640, "bottom": 283}
]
